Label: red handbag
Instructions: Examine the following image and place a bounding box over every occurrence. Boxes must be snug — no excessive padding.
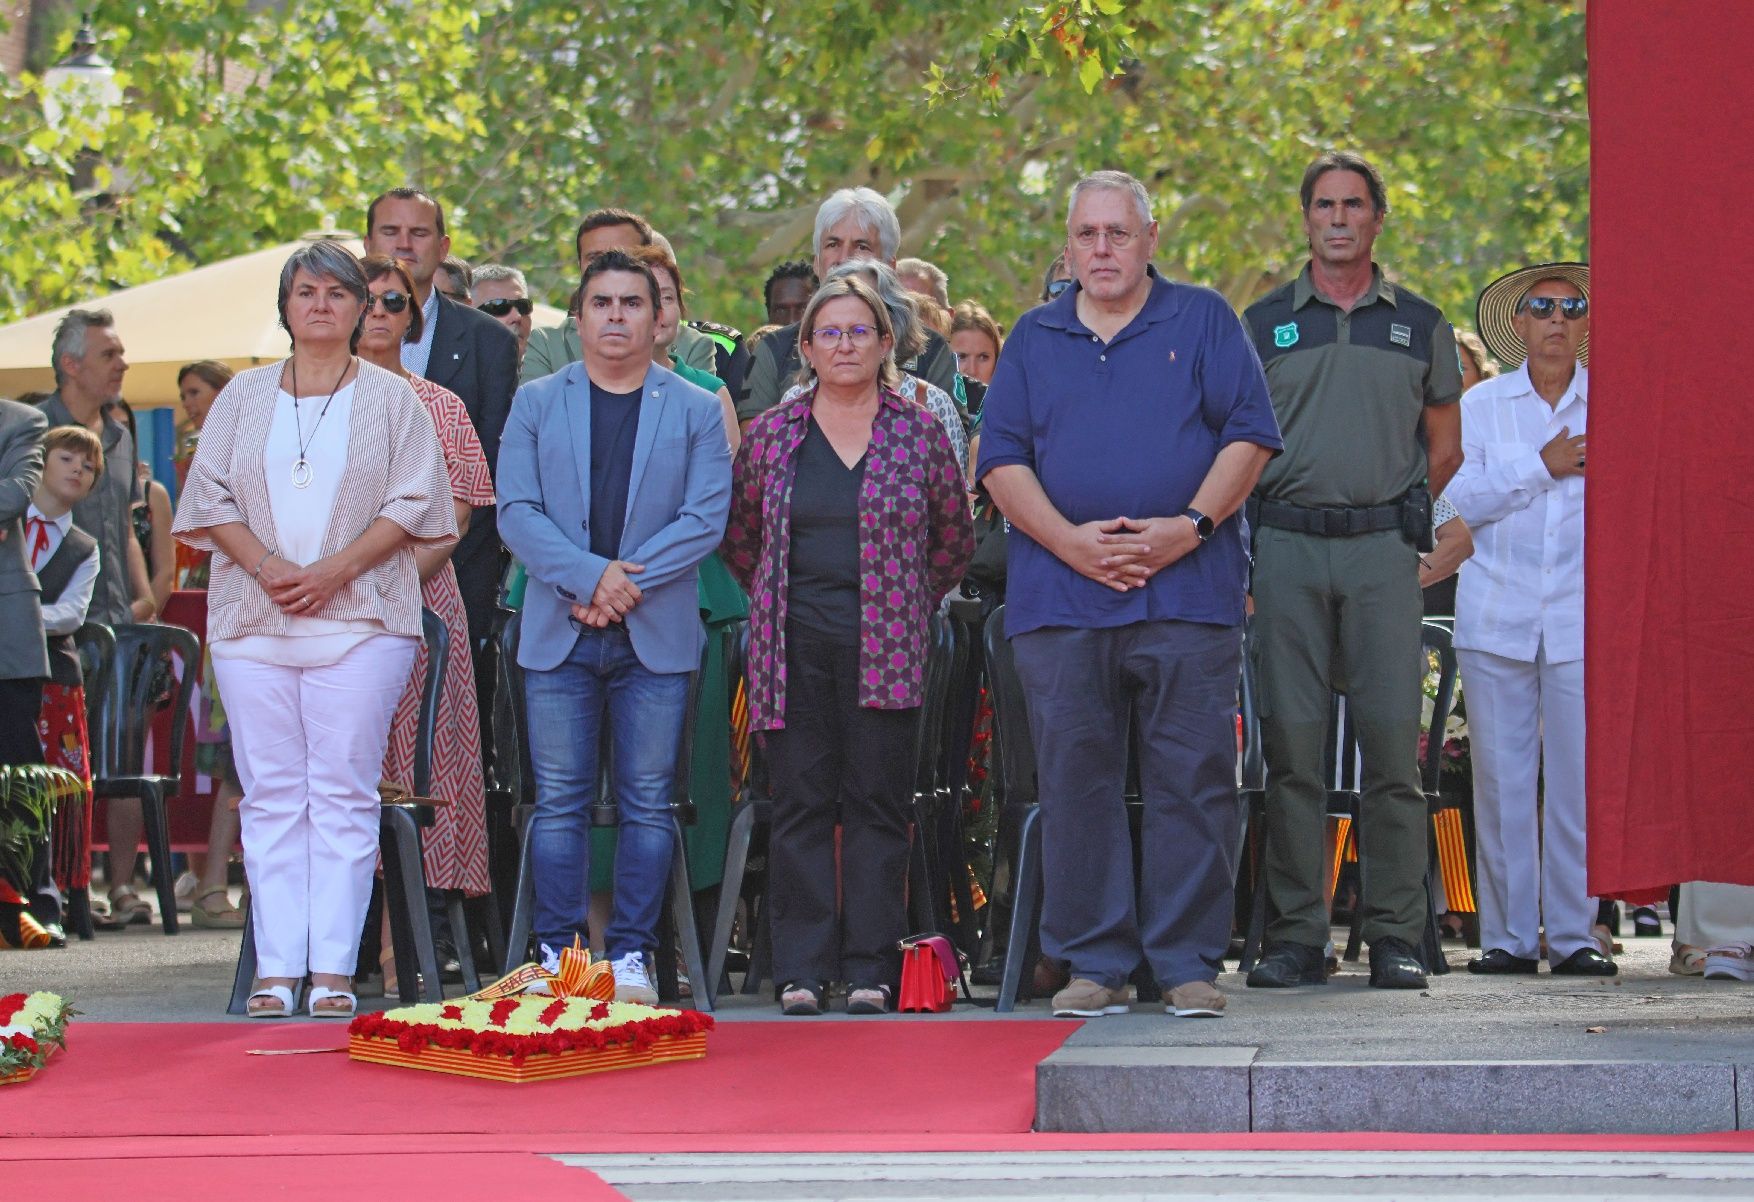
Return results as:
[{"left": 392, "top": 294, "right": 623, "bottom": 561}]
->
[{"left": 897, "top": 933, "right": 965, "bottom": 1013}]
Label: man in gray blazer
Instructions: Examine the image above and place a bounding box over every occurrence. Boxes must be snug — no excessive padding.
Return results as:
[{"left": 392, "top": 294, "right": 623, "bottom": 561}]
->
[
  {"left": 0, "top": 397, "right": 49, "bottom": 763},
  {"left": 497, "top": 249, "right": 732, "bottom": 1003}
]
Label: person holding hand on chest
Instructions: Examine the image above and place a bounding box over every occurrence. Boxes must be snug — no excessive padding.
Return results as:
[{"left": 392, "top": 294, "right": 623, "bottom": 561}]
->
[{"left": 1447, "top": 262, "right": 1609, "bottom": 977}]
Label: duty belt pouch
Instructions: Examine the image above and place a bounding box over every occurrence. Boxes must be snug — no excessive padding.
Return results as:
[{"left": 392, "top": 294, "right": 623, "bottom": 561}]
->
[{"left": 1401, "top": 483, "right": 1435, "bottom": 552}]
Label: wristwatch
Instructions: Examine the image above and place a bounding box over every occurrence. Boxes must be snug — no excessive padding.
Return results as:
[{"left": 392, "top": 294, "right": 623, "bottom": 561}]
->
[{"left": 1183, "top": 507, "right": 1215, "bottom": 543}]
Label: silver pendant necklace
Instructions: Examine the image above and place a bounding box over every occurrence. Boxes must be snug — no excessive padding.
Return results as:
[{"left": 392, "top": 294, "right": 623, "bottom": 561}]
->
[{"left": 288, "top": 356, "right": 352, "bottom": 489}]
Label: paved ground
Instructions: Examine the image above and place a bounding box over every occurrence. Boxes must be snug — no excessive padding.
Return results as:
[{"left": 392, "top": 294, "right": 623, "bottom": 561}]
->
[
  {"left": 10, "top": 917, "right": 1752, "bottom": 1070},
  {"left": 563, "top": 1149, "right": 1754, "bottom": 1199}
]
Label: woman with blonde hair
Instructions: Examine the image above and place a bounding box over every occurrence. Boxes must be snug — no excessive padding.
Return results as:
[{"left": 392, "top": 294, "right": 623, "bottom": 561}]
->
[{"left": 723, "top": 276, "right": 972, "bottom": 1015}]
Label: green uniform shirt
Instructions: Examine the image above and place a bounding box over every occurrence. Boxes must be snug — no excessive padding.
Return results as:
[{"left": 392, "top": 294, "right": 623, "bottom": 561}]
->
[
  {"left": 1244, "top": 265, "right": 1462, "bottom": 508},
  {"left": 520, "top": 319, "right": 719, "bottom": 386}
]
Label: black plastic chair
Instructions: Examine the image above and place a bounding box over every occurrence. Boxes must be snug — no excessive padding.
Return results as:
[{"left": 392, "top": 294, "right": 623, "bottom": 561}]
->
[
  {"left": 379, "top": 608, "right": 482, "bottom": 999},
  {"left": 88, "top": 622, "right": 201, "bottom": 935},
  {"left": 228, "top": 608, "right": 453, "bottom": 1013},
  {"left": 905, "top": 611, "right": 956, "bottom": 936},
  {"left": 62, "top": 622, "right": 116, "bottom": 941},
  {"left": 497, "top": 613, "right": 713, "bottom": 1012},
  {"left": 983, "top": 606, "right": 1045, "bottom": 1013}
]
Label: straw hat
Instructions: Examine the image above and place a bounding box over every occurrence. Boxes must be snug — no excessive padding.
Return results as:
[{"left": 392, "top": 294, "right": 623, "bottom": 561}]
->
[{"left": 1474, "top": 261, "right": 1590, "bottom": 368}]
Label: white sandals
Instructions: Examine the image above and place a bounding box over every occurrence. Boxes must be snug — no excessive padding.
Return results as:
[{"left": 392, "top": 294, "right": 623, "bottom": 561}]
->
[
  {"left": 246, "top": 983, "right": 299, "bottom": 1018},
  {"left": 306, "top": 985, "right": 357, "bottom": 1018}
]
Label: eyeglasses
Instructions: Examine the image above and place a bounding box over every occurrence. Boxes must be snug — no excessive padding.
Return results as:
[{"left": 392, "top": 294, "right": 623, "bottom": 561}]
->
[
  {"left": 1518, "top": 295, "right": 1588, "bottom": 320},
  {"left": 1045, "top": 278, "right": 1072, "bottom": 299},
  {"left": 1071, "top": 225, "right": 1139, "bottom": 249},
  {"left": 809, "top": 325, "right": 879, "bottom": 347},
  {"left": 365, "top": 290, "right": 409, "bottom": 314},
  {"left": 478, "top": 297, "right": 533, "bottom": 317}
]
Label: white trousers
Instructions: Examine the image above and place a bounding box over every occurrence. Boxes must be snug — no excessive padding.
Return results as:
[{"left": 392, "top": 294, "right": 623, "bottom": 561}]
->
[
  {"left": 213, "top": 635, "right": 417, "bottom": 979},
  {"left": 1457, "top": 644, "right": 1595, "bottom": 961},
  {"left": 1678, "top": 882, "right": 1754, "bottom": 950}
]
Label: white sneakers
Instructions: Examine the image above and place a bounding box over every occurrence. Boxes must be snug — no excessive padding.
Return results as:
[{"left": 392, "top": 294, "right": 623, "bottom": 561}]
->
[
  {"left": 612, "top": 950, "right": 659, "bottom": 1004},
  {"left": 528, "top": 945, "right": 661, "bottom": 1003}
]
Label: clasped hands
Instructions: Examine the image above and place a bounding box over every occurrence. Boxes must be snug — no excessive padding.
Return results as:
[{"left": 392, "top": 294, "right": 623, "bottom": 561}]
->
[
  {"left": 571, "top": 560, "right": 646, "bottom": 628},
  {"left": 258, "top": 553, "right": 350, "bottom": 615},
  {"left": 1063, "top": 515, "right": 1199, "bottom": 593}
]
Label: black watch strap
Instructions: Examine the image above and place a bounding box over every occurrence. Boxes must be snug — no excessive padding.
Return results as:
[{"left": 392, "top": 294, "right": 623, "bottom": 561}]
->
[{"left": 1184, "top": 507, "right": 1215, "bottom": 542}]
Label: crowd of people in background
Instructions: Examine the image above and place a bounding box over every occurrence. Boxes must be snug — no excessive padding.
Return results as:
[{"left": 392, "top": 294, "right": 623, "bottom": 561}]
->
[{"left": 3, "top": 152, "right": 1752, "bottom": 1021}]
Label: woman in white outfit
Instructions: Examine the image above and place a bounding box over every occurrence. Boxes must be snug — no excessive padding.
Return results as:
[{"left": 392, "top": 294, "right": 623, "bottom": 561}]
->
[{"left": 172, "top": 240, "right": 455, "bottom": 1017}]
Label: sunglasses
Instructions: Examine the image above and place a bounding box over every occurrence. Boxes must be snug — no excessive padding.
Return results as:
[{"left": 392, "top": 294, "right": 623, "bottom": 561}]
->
[
  {"left": 1518, "top": 295, "right": 1588, "bottom": 320},
  {"left": 1045, "top": 278, "right": 1072, "bottom": 299},
  {"left": 365, "top": 290, "right": 409, "bottom": 314},
  {"left": 478, "top": 297, "right": 533, "bottom": 318}
]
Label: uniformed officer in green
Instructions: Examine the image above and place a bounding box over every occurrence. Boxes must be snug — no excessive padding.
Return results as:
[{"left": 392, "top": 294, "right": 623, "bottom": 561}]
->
[{"left": 1242, "top": 151, "right": 1464, "bottom": 990}]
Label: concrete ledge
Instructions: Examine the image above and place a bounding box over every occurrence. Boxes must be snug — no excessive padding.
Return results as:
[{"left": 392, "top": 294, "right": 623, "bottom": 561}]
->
[
  {"left": 1037, "top": 1054, "right": 1744, "bottom": 1133},
  {"left": 1250, "top": 1060, "right": 1737, "bottom": 1134},
  {"left": 1035, "top": 1046, "right": 1257, "bottom": 1132}
]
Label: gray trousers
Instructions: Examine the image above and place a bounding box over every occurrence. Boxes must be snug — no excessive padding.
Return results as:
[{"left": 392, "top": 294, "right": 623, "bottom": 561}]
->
[
  {"left": 1012, "top": 620, "right": 1243, "bottom": 989},
  {"left": 1251, "top": 526, "right": 1427, "bottom": 949}
]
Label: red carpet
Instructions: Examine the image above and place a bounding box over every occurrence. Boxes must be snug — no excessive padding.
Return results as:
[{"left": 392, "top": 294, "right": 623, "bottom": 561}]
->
[
  {"left": 8, "top": 1021, "right": 1754, "bottom": 1168},
  {"left": 5, "top": 1020, "right": 1075, "bottom": 1139},
  {"left": 3, "top": 1152, "right": 625, "bottom": 1200}
]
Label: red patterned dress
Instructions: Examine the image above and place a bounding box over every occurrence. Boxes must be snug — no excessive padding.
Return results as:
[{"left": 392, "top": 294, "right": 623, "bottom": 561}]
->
[{"left": 382, "top": 376, "right": 494, "bottom": 895}]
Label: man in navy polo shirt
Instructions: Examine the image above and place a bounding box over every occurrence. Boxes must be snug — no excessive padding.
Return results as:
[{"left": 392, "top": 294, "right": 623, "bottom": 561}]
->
[{"left": 977, "top": 170, "right": 1282, "bottom": 1019}]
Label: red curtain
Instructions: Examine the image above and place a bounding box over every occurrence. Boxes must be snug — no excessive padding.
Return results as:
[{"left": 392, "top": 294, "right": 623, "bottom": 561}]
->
[{"left": 1587, "top": 1, "right": 1754, "bottom": 892}]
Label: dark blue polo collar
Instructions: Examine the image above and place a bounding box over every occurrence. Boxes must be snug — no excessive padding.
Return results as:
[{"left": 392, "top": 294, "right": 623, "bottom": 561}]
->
[{"left": 1035, "top": 265, "right": 1187, "bottom": 337}]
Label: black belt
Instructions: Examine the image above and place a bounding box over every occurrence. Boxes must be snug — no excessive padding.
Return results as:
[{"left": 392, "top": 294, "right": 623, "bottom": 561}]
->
[{"left": 1251, "top": 496, "right": 1404, "bottom": 538}]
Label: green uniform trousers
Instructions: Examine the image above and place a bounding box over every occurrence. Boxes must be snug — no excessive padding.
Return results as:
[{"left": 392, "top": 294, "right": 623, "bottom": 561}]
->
[{"left": 1251, "top": 526, "right": 1427, "bottom": 949}]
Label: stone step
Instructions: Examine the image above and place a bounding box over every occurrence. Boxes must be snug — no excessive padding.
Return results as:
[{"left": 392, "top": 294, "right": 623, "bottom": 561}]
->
[{"left": 1035, "top": 1045, "right": 1751, "bottom": 1133}]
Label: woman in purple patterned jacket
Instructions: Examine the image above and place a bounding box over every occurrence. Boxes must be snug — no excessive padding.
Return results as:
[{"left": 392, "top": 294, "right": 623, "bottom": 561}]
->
[{"left": 722, "top": 276, "right": 972, "bottom": 1016}]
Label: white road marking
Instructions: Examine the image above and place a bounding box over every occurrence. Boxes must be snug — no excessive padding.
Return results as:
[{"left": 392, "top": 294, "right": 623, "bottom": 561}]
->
[{"left": 554, "top": 1149, "right": 1754, "bottom": 1199}]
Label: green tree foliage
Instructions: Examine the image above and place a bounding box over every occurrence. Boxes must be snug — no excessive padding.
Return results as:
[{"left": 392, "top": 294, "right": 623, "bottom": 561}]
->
[{"left": 0, "top": 1, "right": 1584, "bottom": 335}]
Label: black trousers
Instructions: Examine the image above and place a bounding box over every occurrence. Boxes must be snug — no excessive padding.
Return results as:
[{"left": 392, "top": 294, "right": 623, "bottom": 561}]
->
[
  {"left": 0, "top": 677, "right": 43, "bottom": 765},
  {"left": 0, "top": 677, "right": 59, "bottom": 923},
  {"left": 764, "top": 628, "right": 917, "bottom": 990}
]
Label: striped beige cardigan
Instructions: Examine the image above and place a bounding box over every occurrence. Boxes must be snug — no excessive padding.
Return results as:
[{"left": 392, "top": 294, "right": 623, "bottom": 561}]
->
[{"left": 171, "top": 359, "right": 457, "bottom": 643}]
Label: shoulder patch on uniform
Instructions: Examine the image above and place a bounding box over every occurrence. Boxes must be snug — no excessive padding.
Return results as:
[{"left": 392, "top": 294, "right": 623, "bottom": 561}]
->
[
  {"left": 1273, "top": 322, "right": 1299, "bottom": 348},
  {"left": 1390, "top": 323, "right": 1412, "bottom": 347}
]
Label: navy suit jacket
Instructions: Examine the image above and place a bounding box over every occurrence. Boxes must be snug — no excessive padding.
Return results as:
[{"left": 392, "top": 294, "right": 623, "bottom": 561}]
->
[
  {"left": 424, "top": 293, "right": 520, "bottom": 639},
  {"left": 496, "top": 361, "right": 732, "bottom": 674}
]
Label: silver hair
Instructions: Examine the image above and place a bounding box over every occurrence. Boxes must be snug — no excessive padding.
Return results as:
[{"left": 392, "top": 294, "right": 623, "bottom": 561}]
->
[
  {"left": 471, "top": 263, "right": 528, "bottom": 291},
  {"left": 650, "top": 231, "right": 677, "bottom": 260},
  {"left": 276, "top": 239, "right": 369, "bottom": 346},
  {"left": 1066, "top": 169, "right": 1154, "bottom": 231},
  {"left": 895, "top": 257, "right": 949, "bottom": 308},
  {"left": 824, "top": 258, "right": 924, "bottom": 365},
  {"left": 813, "top": 187, "right": 901, "bottom": 261},
  {"left": 50, "top": 308, "right": 116, "bottom": 385}
]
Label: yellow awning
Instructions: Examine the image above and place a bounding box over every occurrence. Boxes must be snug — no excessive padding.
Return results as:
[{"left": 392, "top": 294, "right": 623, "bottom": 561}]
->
[{"left": 0, "top": 234, "right": 565, "bottom": 408}]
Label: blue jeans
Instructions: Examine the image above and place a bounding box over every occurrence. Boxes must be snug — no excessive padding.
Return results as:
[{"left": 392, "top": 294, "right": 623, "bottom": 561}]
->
[{"left": 524, "top": 626, "right": 690, "bottom": 958}]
